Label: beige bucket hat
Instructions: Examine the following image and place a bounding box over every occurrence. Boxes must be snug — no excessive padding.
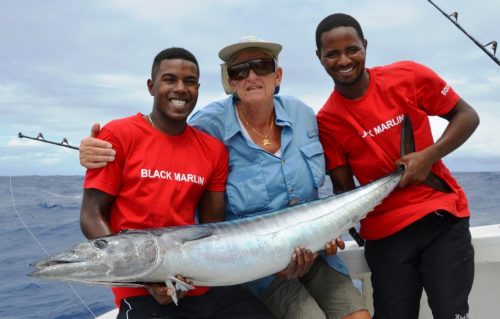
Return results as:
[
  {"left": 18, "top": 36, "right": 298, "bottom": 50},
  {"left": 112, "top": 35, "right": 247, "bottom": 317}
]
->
[{"left": 218, "top": 36, "right": 282, "bottom": 94}]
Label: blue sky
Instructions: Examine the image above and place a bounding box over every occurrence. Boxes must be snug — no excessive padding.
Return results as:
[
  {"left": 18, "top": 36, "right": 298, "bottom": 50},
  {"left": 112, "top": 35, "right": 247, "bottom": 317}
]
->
[{"left": 1, "top": 0, "right": 499, "bottom": 175}]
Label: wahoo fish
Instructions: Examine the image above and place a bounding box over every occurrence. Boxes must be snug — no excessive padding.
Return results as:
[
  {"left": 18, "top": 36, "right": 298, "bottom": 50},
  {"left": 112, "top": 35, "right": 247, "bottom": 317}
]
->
[
  {"left": 30, "top": 116, "right": 428, "bottom": 304},
  {"left": 30, "top": 169, "right": 402, "bottom": 303}
]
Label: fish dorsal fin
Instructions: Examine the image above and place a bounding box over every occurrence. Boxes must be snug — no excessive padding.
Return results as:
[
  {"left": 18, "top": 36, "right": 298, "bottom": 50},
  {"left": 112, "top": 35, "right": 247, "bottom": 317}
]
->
[
  {"left": 401, "top": 114, "right": 416, "bottom": 157},
  {"left": 401, "top": 114, "right": 452, "bottom": 193}
]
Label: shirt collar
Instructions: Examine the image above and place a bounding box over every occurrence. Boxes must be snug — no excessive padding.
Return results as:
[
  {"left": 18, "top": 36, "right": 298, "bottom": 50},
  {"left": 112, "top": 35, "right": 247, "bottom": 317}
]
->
[{"left": 223, "top": 95, "right": 292, "bottom": 142}]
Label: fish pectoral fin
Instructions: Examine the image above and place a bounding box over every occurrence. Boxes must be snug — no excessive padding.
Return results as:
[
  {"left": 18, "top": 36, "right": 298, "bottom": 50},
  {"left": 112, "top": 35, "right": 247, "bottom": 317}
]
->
[
  {"left": 166, "top": 276, "right": 195, "bottom": 305},
  {"left": 400, "top": 114, "right": 416, "bottom": 157},
  {"left": 165, "top": 280, "right": 179, "bottom": 305},
  {"left": 169, "top": 276, "right": 195, "bottom": 291},
  {"left": 173, "top": 226, "right": 213, "bottom": 244}
]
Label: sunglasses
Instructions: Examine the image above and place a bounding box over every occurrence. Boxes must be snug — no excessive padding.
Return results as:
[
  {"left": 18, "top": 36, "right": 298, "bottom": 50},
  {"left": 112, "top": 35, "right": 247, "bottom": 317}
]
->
[{"left": 227, "top": 58, "right": 276, "bottom": 81}]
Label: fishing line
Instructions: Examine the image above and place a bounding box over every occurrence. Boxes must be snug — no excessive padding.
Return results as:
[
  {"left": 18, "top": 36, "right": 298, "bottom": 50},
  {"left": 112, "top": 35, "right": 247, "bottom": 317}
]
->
[{"left": 9, "top": 175, "right": 97, "bottom": 319}]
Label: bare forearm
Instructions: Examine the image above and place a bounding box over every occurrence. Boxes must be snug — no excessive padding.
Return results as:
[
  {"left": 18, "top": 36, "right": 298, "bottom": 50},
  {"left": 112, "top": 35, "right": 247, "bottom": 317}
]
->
[
  {"left": 80, "top": 188, "right": 114, "bottom": 239},
  {"left": 80, "top": 210, "right": 112, "bottom": 239},
  {"left": 197, "top": 191, "right": 225, "bottom": 224},
  {"left": 330, "top": 166, "right": 356, "bottom": 194},
  {"left": 428, "top": 99, "right": 479, "bottom": 163}
]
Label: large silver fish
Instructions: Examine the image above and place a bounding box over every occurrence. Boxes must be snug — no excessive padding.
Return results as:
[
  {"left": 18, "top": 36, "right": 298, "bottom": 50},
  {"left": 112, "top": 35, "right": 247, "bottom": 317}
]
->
[
  {"left": 30, "top": 169, "right": 402, "bottom": 302},
  {"left": 32, "top": 116, "right": 433, "bottom": 304}
]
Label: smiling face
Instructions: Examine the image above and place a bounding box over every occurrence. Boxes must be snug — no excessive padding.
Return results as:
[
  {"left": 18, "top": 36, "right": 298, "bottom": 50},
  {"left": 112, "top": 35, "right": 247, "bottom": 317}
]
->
[
  {"left": 317, "top": 26, "right": 369, "bottom": 96},
  {"left": 147, "top": 58, "right": 200, "bottom": 128},
  {"left": 228, "top": 49, "right": 282, "bottom": 106}
]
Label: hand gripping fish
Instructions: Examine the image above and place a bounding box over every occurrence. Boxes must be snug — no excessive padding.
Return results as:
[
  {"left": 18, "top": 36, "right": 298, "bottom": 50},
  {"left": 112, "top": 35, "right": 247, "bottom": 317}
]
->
[{"left": 30, "top": 115, "right": 449, "bottom": 304}]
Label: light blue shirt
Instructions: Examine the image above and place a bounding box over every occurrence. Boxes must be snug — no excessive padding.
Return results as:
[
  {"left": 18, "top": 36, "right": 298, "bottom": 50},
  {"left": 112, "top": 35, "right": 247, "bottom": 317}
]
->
[{"left": 189, "top": 95, "right": 348, "bottom": 295}]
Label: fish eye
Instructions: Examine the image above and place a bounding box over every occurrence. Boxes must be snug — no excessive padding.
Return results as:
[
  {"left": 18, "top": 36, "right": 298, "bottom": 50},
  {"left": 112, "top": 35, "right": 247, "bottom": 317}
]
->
[{"left": 94, "top": 239, "right": 108, "bottom": 249}]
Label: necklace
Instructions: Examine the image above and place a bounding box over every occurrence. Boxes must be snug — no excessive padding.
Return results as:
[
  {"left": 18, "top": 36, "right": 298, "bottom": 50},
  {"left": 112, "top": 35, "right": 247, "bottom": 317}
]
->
[
  {"left": 148, "top": 113, "right": 156, "bottom": 128},
  {"left": 241, "top": 109, "right": 275, "bottom": 147}
]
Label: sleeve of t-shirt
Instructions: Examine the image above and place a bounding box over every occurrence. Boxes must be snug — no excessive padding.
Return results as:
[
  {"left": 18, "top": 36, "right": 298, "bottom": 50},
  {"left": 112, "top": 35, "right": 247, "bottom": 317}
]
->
[
  {"left": 412, "top": 62, "right": 460, "bottom": 116},
  {"left": 206, "top": 141, "right": 229, "bottom": 192},
  {"left": 83, "top": 122, "right": 125, "bottom": 196},
  {"left": 189, "top": 102, "right": 225, "bottom": 141},
  {"left": 317, "top": 113, "right": 347, "bottom": 171}
]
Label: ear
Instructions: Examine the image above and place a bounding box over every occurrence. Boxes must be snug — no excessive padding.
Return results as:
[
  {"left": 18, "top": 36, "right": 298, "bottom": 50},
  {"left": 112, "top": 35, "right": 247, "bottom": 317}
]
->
[
  {"left": 363, "top": 39, "right": 368, "bottom": 50},
  {"left": 147, "top": 79, "right": 154, "bottom": 96},
  {"left": 274, "top": 66, "right": 283, "bottom": 86},
  {"left": 229, "top": 78, "right": 237, "bottom": 91},
  {"left": 315, "top": 50, "right": 324, "bottom": 66}
]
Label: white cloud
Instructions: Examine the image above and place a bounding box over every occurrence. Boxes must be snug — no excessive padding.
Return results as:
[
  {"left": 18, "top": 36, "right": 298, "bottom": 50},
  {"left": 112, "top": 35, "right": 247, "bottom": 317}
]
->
[
  {"left": 90, "top": 74, "right": 144, "bottom": 88},
  {"left": 106, "top": 0, "right": 212, "bottom": 20},
  {"left": 8, "top": 137, "right": 43, "bottom": 147},
  {"left": 1, "top": 0, "right": 498, "bottom": 175}
]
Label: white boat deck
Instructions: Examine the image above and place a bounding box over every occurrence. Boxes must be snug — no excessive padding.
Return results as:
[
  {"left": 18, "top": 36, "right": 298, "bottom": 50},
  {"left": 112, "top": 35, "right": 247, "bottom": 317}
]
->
[
  {"left": 341, "top": 223, "right": 500, "bottom": 318},
  {"left": 97, "top": 224, "right": 500, "bottom": 319}
]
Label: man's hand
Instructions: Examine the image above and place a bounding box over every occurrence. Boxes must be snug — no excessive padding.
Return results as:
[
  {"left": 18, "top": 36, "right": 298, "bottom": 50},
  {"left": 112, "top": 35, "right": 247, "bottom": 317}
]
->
[
  {"left": 79, "top": 123, "right": 115, "bottom": 169},
  {"left": 396, "top": 149, "right": 435, "bottom": 188},
  {"left": 324, "top": 238, "right": 345, "bottom": 256},
  {"left": 276, "top": 247, "right": 318, "bottom": 280},
  {"left": 145, "top": 276, "right": 192, "bottom": 305}
]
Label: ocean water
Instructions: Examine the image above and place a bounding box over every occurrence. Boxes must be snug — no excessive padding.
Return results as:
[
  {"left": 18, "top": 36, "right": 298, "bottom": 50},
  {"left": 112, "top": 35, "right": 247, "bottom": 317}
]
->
[{"left": 1, "top": 173, "right": 499, "bottom": 319}]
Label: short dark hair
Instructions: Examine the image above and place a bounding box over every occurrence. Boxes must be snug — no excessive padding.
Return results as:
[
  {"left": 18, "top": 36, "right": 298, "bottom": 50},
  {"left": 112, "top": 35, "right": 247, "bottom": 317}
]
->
[
  {"left": 315, "top": 13, "right": 365, "bottom": 51},
  {"left": 151, "top": 47, "right": 199, "bottom": 79}
]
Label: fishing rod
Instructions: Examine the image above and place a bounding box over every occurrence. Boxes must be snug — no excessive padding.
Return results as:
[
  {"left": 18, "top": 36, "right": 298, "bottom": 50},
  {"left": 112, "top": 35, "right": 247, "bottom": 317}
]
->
[
  {"left": 18, "top": 132, "right": 79, "bottom": 150},
  {"left": 427, "top": 0, "right": 499, "bottom": 66}
]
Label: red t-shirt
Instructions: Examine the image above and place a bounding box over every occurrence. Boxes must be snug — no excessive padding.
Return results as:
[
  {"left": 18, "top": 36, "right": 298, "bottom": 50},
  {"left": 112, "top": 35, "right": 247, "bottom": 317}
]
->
[
  {"left": 84, "top": 113, "right": 228, "bottom": 306},
  {"left": 317, "top": 61, "right": 470, "bottom": 240}
]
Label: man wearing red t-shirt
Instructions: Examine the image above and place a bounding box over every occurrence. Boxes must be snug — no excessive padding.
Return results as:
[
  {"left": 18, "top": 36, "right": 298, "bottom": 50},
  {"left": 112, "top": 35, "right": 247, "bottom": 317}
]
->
[
  {"left": 315, "top": 14, "right": 479, "bottom": 319},
  {"left": 80, "top": 47, "right": 273, "bottom": 319}
]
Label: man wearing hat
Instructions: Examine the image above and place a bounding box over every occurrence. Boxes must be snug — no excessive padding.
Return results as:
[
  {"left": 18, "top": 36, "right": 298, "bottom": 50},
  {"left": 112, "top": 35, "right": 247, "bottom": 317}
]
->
[{"left": 189, "top": 36, "right": 370, "bottom": 319}]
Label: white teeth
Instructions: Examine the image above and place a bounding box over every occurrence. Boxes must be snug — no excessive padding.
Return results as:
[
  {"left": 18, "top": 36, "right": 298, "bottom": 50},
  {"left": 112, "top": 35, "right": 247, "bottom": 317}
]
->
[
  {"left": 170, "top": 99, "right": 186, "bottom": 106},
  {"left": 339, "top": 67, "right": 354, "bottom": 74}
]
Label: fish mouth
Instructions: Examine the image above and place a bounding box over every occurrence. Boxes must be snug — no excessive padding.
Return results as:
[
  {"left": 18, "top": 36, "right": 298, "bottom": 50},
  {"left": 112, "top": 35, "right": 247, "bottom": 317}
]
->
[
  {"left": 29, "top": 231, "right": 160, "bottom": 284},
  {"left": 29, "top": 248, "right": 86, "bottom": 274},
  {"left": 29, "top": 256, "right": 93, "bottom": 280},
  {"left": 30, "top": 255, "right": 83, "bottom": 270},
  {"left": 29, "top": 268, "right": 145, "bottom": 287}
]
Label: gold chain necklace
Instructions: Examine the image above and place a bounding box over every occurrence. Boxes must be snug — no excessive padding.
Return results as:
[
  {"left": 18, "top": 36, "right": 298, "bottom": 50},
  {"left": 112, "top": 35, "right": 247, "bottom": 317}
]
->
[
  {"left": 241, "top": 110, "right": 275, "bottom": 147},
  {"left": 148, "top": 113, "right": 156, "bottom": 128}
]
